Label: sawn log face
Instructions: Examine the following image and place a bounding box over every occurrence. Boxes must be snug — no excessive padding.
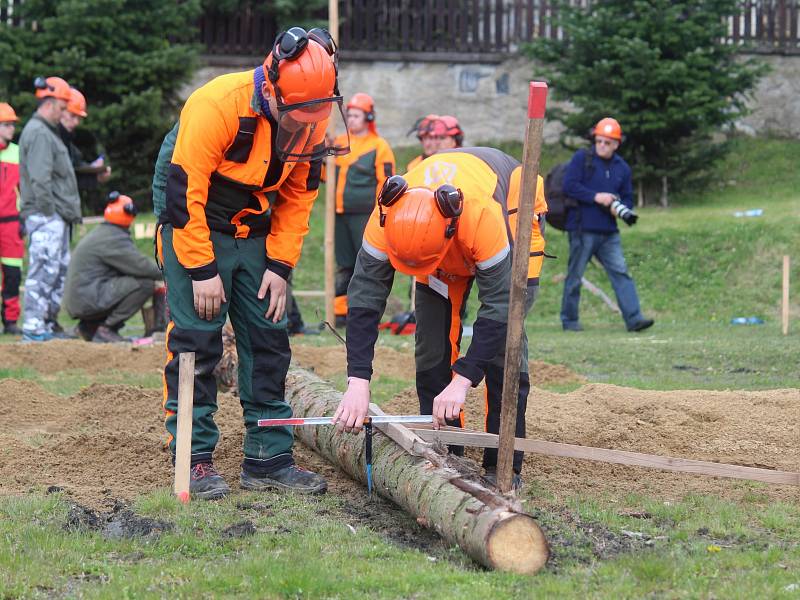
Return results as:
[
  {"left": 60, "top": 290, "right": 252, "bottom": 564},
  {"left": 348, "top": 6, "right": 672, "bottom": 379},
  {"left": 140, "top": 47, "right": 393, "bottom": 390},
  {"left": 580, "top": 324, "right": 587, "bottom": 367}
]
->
[{"left": 284, "top": 368, "right": 549, "bottom": 574}]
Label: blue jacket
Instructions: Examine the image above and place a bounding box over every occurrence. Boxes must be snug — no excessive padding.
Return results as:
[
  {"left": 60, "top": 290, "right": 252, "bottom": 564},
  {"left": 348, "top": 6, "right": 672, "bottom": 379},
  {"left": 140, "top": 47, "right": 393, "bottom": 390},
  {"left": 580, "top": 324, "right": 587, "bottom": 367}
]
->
[{"left": 563, "top": 148, "right": 633, "bottom": 233}]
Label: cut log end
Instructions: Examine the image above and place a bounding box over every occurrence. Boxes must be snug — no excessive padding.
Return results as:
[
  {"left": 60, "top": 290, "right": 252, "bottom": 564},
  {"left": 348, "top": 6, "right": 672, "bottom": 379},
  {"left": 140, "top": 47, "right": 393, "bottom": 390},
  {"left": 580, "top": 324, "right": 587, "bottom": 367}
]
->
[{"left": 486, "top": 513, "right": 550, "bottom": 575}]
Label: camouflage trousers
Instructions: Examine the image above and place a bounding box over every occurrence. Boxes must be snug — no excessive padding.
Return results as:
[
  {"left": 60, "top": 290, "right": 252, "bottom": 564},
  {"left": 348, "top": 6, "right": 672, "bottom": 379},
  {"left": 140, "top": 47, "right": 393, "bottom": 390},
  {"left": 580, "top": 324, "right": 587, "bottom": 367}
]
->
[{"left": 22, "top": 213, "right": 70, "bottom": 335}]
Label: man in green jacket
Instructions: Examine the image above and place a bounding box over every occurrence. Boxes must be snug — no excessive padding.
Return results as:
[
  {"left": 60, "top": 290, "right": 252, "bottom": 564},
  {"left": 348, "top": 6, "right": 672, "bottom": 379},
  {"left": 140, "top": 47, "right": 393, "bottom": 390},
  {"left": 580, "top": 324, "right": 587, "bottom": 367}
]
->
[
  {"left": 19, "top": 76, "right": 82, "bottom": 342},
  {"left": 63, "top": 191, "right": 164, "bottom": 343}
]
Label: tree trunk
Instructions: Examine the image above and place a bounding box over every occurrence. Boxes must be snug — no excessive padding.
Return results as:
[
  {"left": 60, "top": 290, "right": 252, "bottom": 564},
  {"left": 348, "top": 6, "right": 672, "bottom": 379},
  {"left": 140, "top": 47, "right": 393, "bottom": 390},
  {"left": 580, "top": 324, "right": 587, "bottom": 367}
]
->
[
  {"left": 284, "top": 368, "right": 550, "bottom": 574},
  {"left": 660, "top": 175, "right": 669, "bottom": 208}
]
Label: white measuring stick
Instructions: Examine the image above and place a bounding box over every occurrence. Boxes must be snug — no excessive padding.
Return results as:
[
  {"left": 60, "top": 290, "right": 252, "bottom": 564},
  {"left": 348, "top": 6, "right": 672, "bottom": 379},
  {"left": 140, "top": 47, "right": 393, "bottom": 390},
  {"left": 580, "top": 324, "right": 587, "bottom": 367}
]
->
[{"left": 258, "top": 415, "right": 433, "bottom": 427}]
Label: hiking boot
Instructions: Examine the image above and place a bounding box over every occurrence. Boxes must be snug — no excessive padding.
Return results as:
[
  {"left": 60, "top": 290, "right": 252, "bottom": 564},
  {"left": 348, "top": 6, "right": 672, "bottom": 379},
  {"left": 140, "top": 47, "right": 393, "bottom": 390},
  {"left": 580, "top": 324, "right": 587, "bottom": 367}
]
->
[
  {"left": 3, "top": 322, "right": 22, "bottom": 335},
  {"left": 482, "top": 468, "right": 524, "bottom": 491},
  {"left": 22, "top": 330, "right": 54, "bottom": 343},
  {"left": 628, "top": 318, "right": 655, "bottom": 332},
  {"left": 76, "top": 319, "right": 101, "bottom": 341},
  {"left": 240, "top": 465, "right": 327, "bottom": 494},
  {"left": 92, "top": 325, "right": 127, "bottom": 343},
  {"left": 190, "top": 463, "right": 230, "bottom": 500},
  {"left": 562, "top": 322, "right": 584, "bottom": 332}
]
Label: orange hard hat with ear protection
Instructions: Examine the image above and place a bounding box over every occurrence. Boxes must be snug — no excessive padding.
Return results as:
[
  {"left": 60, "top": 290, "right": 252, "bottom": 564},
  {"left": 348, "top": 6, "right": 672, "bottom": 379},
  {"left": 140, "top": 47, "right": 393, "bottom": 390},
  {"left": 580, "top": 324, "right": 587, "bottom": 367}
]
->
[
  {"left": 378, "top": 175, "right": 464, "bottom": 276},
  {"left": 347, "top": 92, "right": 377, "bottom": 133},
  {"left": 104, "top": 191, "right": 138, "bottom": 228},
  {"left": 34, "top": 76, "right": 72, "bottom": 102}
]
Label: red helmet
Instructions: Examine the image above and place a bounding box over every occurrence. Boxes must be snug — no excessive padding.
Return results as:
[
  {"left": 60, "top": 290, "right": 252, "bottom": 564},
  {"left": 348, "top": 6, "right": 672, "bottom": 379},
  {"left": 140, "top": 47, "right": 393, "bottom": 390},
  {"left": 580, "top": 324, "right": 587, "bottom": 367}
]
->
[
  {"left": 104, "top": 191, "right": 138, "bottom": 228},
  {"left": 67, "top": 88, "right": 88, "bottom": 117},
  {"left": 593, "top": 117, "right": 622, "bottom": 141},
  {"left": 347, "top": 92, "right": 376, "bottom": 133},
  {"left": 430, "top": 115, "right": 464, "bottom": 146},
  {"left": 378, "top": 175, "right": 463, "bottom": 276},
  {"left": 34, "top": 76, "right": 72, "bottom": 102},
  {"left": 410, "top": 114, "right": 439, "bottom": 139},
  {"left": 0, "top": 103, "right": 18, "bottom": 122}
]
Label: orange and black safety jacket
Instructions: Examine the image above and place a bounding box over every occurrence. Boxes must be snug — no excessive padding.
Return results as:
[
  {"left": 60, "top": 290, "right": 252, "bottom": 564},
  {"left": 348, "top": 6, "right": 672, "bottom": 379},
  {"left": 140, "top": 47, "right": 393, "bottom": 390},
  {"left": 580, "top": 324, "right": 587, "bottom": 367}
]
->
[
  {"left": 165, "top": 69, "right": 325, "bottom": 281},
  {"left": 345, "top": 147, "right": 548, "bottom": 384},
  {"left": 332, "top": 131, "right": 394, "bottom": 214}
]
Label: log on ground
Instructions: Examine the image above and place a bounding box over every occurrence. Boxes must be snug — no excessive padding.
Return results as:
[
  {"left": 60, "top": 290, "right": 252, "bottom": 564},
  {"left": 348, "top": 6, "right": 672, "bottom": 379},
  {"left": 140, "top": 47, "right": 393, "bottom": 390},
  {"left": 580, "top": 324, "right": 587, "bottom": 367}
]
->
[{"left": 284, "top": 368, "right": 549, "bottom": 574}]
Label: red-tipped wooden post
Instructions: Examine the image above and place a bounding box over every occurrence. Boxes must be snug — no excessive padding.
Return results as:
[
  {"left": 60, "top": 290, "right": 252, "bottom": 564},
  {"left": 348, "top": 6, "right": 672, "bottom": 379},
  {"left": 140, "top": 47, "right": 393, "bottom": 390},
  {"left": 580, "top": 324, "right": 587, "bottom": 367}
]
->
[
  {"left": 496, "top": 82, "right": 548, "bottom": 493},
  {"left": 324, "top": 0, "right": 339, "bottom": 326}
]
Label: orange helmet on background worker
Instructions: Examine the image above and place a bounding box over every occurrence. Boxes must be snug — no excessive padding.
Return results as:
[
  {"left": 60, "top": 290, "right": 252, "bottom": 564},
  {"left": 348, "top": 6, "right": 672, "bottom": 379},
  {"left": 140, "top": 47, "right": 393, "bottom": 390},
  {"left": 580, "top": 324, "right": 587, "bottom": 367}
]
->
[
  {"left": 34, "top": 76, "right": 72, "bottom": 103},
  {"left": 346, "top": 92, "right": 376, "bottom": 134},
  {"left": 67, "top": 88, "right": 88, "bottom": 118},
  {"left": 262, "top": 26, "right": 348, "bottom": 161},
  {"left": 0, "top": 103, "right": 18, "bottom": 123},
  {"left": 592, "top": 117, "right": 622, "bottom": 141},
  {"left": 378, "top": 175, "right": 463, "bottom": 276},
  {"left": 430, "top": 115, "right": 464, "bottom": 149},
  {"left": 104, "top": 191, "right": 138, "bottom": 228}
]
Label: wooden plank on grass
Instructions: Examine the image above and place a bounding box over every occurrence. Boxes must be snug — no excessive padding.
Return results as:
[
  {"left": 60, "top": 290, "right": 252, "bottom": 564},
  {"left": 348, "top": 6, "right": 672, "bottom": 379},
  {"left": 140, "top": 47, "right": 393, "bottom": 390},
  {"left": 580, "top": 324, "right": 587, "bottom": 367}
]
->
[{"left": 407, "top": 426, "right": 800, "bottom": 486}]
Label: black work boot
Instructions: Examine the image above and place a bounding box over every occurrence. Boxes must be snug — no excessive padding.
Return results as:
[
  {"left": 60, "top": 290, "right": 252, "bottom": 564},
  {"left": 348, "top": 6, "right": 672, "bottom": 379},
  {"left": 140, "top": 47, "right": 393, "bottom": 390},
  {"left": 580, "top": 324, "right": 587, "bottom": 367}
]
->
[
  {"left": 76, "top": 319, "right": 101, "bottom": 341},
  {"left": 628, "top": 318, "right": 655, "bottom": 332},
  {"left": 240, "top": 465, "right": 327, "bottom": 494},
  {"left": 190, "top": 463, "right": 230, "bottom": 500},
  {"left": 92, "top": 324, "right": 127, "bottom": 343},
  {"left": 482, "top": 468, "right": 523, "bottom": 492},
  {"left": 3, "top": 321, "right": 22, "bottom": 335}
]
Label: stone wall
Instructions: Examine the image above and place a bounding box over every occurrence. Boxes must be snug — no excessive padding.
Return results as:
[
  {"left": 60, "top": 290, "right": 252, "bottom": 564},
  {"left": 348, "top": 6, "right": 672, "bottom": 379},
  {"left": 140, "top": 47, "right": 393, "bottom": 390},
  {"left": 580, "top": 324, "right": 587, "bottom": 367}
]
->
[{"left": 185, "top": 53, "right": 798, "bottom": 149}]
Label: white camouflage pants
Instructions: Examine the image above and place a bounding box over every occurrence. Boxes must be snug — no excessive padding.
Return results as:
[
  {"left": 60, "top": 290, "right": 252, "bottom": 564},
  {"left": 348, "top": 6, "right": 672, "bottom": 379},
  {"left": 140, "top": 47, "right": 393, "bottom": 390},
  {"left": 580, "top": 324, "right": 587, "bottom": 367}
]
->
[{"left": 22, "top": 213, "right": 70, "bottom": 335}]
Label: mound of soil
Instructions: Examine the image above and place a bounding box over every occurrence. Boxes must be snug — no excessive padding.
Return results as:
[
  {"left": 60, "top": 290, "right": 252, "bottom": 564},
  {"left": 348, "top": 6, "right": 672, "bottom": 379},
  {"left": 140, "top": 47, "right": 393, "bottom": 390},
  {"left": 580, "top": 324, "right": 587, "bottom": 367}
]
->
[
  {"left": 383, "top": 383, "right": 800, "bottom": 502},
  {"left": 0, "top": 339, "right": 164, "bottom": 374}
]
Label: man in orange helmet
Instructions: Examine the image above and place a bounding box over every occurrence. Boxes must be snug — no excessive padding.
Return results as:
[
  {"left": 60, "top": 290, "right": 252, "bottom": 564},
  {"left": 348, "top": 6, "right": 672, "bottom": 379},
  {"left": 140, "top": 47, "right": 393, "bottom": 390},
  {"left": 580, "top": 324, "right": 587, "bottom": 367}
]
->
[
  {"left": 157, "top": 26, "right": 348, "bottom": 499},
  {"left": 19, "top": 76, "right": 82, "bottom": 342},
  {"left": 59, "top": 88, "right": 111, "bottom": 189},
  {"left": 333, "top": 147, "right": 548, "bottom": 486},
  {"left": 430, "top": 115, "right": 464, "bottom": 150},
  {"left": 63, "top": 191, "right": 163, "bottom": 343},
  {"left": 0, "top": 102, "right": 23, "bottom": 335},
  {"left": 561, "top": 117, "right": 654, "bottom": 333},
  {"left": 331, "top": 92, "right": 395, "bottom": 325},
  {"left": 405, "top": 114, "right": 439, "bottom": 171}
]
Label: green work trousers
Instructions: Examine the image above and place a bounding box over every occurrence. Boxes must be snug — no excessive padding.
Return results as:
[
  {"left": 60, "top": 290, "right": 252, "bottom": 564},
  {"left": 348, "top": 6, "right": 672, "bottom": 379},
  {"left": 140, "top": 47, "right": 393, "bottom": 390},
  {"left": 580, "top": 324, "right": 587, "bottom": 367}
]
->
[{"left": 161, "top": 225, "right": 295, "bottom": 475}]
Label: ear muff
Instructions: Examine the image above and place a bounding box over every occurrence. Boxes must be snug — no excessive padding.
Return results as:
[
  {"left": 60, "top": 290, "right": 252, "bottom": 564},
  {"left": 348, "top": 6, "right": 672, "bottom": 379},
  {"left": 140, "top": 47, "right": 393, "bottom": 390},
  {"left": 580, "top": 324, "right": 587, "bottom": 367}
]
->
[
  {"left": 268, "top": 27, "right": 340, "bottom": 101},
  {"left": 434, "top": 184, "right": 463, "bottom": 239},
  {"left": 365, "top": 110, "right": 375, "bottom": 122},
  {"left": 108, "top": 190, "right": 138, "bottom": 216},
  {"left": 378, "top": 175, "right": 409, "bottom": 227}
]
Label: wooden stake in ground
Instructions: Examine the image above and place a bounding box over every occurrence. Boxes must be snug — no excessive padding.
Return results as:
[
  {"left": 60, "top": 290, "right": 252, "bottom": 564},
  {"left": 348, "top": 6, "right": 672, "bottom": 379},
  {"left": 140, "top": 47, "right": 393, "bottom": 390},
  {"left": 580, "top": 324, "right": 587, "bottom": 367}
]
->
[
  {"left": 497, "top": 82, "right": 548, "bottom": 493},
  {"left": 174, "top": 352, "right": 195, "bottom": 503},
  {"left": 284, "top": 368, "right": 550, "bottom": 574},
  {"left": 323, "top": 0, "right": 339, "bottom": 326},
  {"left": 782, "top": 255, "right": 790, "bottom": 335}
]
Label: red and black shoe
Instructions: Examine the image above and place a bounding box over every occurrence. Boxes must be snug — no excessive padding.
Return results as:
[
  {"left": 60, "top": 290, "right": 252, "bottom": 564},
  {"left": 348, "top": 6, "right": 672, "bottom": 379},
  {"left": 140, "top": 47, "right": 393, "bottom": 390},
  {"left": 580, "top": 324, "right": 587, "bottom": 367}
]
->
[{"left": 190, "top": 462, "right": 230, "bottom": 500}]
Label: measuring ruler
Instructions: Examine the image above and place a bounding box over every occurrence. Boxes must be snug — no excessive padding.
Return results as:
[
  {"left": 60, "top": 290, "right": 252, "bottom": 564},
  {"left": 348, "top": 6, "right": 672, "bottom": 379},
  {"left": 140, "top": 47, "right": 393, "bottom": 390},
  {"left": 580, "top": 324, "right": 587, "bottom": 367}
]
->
[{"left": 257, "top": 415, "right": 432, "bottom": 427}]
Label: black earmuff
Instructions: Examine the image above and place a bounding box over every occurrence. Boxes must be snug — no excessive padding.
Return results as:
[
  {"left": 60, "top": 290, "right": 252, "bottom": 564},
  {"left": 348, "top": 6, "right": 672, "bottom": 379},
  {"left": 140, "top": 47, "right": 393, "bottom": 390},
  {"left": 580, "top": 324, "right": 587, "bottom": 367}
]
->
[
  {"left": 365, "top": 110, "right": 375, "bottom": 122},
  {"left": 33, "top": 76, "right": 48, "bottom": 91},
  {"left": 434, "top": 184, "right": 463, "bottom": 239},
  {"left": 107, "top": 191, "right": 121, "bottom": 203},
  {"left": 267, "top": 26, "right": 340, "bottom": 101},
  {"left": 378, "top": 175, "right": 408, "bottom": 227}
]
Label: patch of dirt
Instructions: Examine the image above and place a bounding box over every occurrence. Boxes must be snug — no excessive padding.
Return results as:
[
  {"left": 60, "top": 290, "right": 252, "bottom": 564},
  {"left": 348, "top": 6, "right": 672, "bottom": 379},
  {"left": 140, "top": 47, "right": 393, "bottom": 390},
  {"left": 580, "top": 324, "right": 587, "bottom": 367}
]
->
[
  {"left": 382, "top": 382, "right": 800, "bottom": 503},
  {"left": 65, "top": 500, "right": 173, "bottom": 539},
  {"left": 0, "top": 339, "right": 164, "bottom": 374}
]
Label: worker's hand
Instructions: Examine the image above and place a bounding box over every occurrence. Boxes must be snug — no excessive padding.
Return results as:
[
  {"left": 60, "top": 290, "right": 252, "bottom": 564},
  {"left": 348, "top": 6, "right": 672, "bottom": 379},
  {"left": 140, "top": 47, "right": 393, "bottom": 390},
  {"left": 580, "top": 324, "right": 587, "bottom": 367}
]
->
[
  {"left": 432, "top": 374, "right": 471, "bottom": 430},
  {"left": 594, "top": 192, "right": 616, "bottom": 207},
  {"left": 192, "top": 275, "right": 226, "bottom": 321},
  {"left": 258, "top": 269, "right": 287, "bottom": 323},
  {"left": 97, "top": 166, "right": 111, "bottom": 183},
  {"left": 333, "top": 377, "right": 370, "bottom": 434}
]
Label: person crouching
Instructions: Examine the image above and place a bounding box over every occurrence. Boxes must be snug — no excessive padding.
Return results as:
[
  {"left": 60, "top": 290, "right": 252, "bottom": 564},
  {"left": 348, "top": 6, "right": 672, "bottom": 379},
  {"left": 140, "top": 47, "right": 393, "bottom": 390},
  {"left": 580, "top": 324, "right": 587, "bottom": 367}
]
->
[{"left": 63, "top": 191, "right": 164, "bottom": 342}]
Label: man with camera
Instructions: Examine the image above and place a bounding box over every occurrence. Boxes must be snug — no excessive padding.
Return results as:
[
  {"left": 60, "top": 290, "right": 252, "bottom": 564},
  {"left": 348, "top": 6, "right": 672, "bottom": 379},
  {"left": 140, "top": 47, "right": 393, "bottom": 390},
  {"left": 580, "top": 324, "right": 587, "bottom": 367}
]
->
[{"left": 560, "top": 117, "right": 654, "bottom": 333}]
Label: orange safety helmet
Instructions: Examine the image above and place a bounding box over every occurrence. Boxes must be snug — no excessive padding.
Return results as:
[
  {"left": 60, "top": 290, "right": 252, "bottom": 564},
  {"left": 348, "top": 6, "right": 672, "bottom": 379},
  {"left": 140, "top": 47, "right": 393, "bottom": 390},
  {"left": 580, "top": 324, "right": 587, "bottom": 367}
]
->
[
  {"left": 378, "top": 175, "right": 464, "bottom": 276},
  {"left": 593, "top": 117, "right": 622, "bottom": 141},
  {"left": 346, "top": 92, "right": 376, "bottom": 133},
  {"left": 67, "top": 88, "right": 88, "bottom": 117},
  {"left": 104, "top": 191, "right": 138, "bottom": 228},
  {"left": 430, "top": 115, "right": 464, "bottom": 146},
  {"left": 409, "top": 114, "right": 439, "bottom": 139},
  {"left": 0, "top": 102, "right": 18, "bottom": 122},
  {"left": 34, "top": 76, "right": 72, "bottom": 102},
  {"left": 263, "top": 27, "right": 338, "bottom": 122}
]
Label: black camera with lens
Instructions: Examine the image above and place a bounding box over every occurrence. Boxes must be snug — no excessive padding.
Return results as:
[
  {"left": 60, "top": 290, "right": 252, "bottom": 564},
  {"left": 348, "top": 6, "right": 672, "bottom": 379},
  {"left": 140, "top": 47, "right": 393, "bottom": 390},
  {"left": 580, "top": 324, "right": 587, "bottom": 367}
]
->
[{"left": 609, "top": 195, "right": 638, "bottom": 226}]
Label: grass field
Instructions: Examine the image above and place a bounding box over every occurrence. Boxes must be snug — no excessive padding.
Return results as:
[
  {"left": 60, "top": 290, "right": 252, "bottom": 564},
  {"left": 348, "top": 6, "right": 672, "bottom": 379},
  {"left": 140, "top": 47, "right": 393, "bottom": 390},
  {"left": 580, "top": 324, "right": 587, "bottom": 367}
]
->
[{"left": 1, "top": 136, "right": 799, "bottom": 598}]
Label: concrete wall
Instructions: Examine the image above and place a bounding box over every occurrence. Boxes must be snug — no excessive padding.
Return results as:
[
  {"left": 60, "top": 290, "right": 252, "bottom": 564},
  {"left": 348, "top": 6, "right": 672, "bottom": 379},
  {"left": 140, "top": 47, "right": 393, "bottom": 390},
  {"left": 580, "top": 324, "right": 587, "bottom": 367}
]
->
[{"left": 185, "top": 53, "right": 798, "bottom": 149}]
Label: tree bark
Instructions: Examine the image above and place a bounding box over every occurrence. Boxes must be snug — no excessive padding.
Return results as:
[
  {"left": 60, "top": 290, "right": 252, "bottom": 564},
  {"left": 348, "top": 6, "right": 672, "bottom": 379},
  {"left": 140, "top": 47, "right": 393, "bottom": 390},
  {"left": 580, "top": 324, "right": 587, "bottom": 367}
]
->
[{"left": 284, "top": 368, "right": 550, "bottom": 574}]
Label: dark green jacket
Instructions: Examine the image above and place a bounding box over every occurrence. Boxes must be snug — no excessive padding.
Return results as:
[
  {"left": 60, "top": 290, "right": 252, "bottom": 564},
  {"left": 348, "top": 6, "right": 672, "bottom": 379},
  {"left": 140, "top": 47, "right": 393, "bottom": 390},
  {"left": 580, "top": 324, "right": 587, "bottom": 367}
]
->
[{"left": 63, "top": 222, "right": 163, "bottom": 318}]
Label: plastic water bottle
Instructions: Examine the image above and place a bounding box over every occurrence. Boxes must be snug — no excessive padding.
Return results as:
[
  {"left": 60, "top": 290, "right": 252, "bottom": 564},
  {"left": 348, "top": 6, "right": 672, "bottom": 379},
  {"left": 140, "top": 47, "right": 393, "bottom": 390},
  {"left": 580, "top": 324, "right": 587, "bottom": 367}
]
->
[{"left": 731, "top": 317, "right": 764, "bottom": 325}]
